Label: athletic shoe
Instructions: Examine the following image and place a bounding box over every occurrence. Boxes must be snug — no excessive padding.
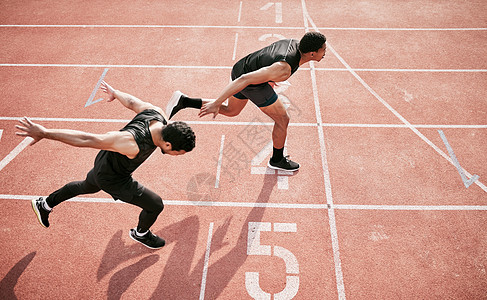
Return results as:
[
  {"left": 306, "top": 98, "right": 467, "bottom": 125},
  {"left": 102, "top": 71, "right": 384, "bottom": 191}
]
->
[
  {"left": 129, "top": 228, "right": 165, "bottom": 249},
  {"left": 267, "top": 156, "right": 300, "bottom": 172},
  {"left": 31, "top": 197, "right": 50, "bottom": 228},
  {"left": 165, "top": 91, "right": 185, "bottom": 120}
]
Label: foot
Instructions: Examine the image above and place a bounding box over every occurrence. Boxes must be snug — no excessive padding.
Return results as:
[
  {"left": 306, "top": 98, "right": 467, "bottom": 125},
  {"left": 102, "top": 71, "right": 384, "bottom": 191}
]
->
[
  {"left": 267, "top": 156, "right": 300, "bottom": 172},
  {"left": 165, "top": 91, "right": 186, "bottom": 120},
  {"left": 31, "top": 197, "right": 50, "bottom": 228},
  {"left": 129, "top": 229, "right": 165, "bottom": 249}
]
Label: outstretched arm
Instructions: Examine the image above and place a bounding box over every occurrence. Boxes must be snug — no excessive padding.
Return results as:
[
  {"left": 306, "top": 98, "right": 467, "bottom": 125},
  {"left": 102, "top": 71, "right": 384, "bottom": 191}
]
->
[
  {"left": 15, "top": 117, "right": 139, "bottom": 158},
  {"left": 101, "top": 81, "right": 162, "bottom": 115},
  {"left": 198, "top": 61, "right": 292, "bottom": 118}
]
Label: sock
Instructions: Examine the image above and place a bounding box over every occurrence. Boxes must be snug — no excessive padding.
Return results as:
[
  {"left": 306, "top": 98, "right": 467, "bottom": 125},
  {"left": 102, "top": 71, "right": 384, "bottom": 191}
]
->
[
  {"left": 135, "top": 229, "right": 148, "bottom": 237},
  {"left": 182, "top": 96, "right": 202, "bottom": 109},
  {"left": 42, "top": 198, "right": 52, "bottom": 211},
  {"left": 271, "top": 147, "right": 284, "bottom": 163}
]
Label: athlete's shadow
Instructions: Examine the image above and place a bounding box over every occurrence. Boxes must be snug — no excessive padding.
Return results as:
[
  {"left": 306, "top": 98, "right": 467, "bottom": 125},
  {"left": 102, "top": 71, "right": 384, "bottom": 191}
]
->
[
  {"left": 98, "top": 173, "right": 277, "bottom": 299},
  {"left": 0, "top": 252, "right": 36, "bottom": 300},
  {"left": 150, "top": 173, "right": 277, "bottom": 299}
]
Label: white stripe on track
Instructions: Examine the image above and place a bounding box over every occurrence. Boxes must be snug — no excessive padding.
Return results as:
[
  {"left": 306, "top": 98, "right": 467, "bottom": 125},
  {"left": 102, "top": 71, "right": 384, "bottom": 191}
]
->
[
  {"left": 0, "top": 137, "right": 33, "bottom": 172},
  {"left": 301, "top": 1, "right": 346, "bottom": 299},
  {"left": 2, "top": 194, "right": 487, "bottom": 211},
  {"left": 1, "top": 24, "right": 485, "bottom": 31},
  {"left": 199, "top": 222, "right": 214, "bottom": 300}
]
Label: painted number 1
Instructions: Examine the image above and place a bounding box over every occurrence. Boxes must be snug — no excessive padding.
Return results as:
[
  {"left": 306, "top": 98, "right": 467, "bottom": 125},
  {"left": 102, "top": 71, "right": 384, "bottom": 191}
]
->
[
  {"left": 260, "top": 2, "right": 282, "bottom": 24},
  {"left": 246, "top": 222, "right": 299, "bottom": 299}
]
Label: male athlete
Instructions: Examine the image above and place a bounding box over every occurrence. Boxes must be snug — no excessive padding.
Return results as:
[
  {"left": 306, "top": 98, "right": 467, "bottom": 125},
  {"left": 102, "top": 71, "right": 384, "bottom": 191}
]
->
[
  {"left": 166, "top": 31, "right": 326, "bottom": 171},
  {"left": 16, "top": 81, "right": 196, "bottom": 249}
]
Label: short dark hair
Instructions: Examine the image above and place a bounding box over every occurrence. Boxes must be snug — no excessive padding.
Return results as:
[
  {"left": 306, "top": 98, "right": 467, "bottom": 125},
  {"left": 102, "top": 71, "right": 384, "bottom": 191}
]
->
[
  {"left": 298, "top": 32, "right": 326, "bottom": 53},
  {"left": 162, "top": 121, "right": 196, "bottom": 152}
]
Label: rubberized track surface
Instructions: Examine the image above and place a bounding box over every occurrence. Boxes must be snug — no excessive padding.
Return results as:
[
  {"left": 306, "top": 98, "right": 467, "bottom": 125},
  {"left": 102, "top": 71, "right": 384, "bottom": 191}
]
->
[{"left": 1, "top": 1, "right": 486, "bottom": 299}]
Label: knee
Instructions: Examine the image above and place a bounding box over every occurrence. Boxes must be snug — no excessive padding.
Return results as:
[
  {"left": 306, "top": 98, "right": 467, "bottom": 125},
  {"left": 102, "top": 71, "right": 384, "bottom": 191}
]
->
[
  {"left": 274, "top": 111, "right": 290, "bottom": 128},
  {"left": 223, "top": 105, "right": 243, "bottom": 117},
  {"left": 153, "top": 197, "right": 164, "bottom": 214}
]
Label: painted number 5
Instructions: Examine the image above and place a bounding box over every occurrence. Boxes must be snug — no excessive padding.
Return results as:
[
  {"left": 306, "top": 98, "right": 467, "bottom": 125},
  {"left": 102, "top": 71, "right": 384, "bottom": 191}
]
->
[{"left": 246, "top": 222, "right": 299, "bottom": 300}]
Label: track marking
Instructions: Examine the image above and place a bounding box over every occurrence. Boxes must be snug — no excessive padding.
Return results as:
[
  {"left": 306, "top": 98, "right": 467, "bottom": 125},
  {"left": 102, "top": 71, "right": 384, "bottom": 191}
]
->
[
  {"left": 0, "top": 116, "right": 485, "bottom": 129},
  {"left": 246, "top": 222, "right": 299, "bottom": 299},
  {"left": 438, "top": 130, "right": 479, "bottom": 188},
  {"left": 0, "top": 137, "right": 33, "bottom": 172},
  {"left": 301, "top": 1, "right": 345, "bottom": 299},
  {"left": 232, "top": 33, "right": 239, "bottom": 61},
  {"left": 215, "top": 135, "right": 225, "bottom": 188},
  {"left": 237, "top": 1, "right": 243, "bottom": 22},
  {"left": 84, "top": 68, "right": 108, "bottom": 107},
  {"left": 275, "top": 3, "right": 283, "bottom": 24},
  {"left": 1, "top": 24, "right": 486, "bottom": 31},
  {"left": 0, "top": 130, "right": 3, "bottom": 141},
  {"left": 260, "top": 3, "right": 274, "bottom": 11},
  {"left": 2, "top": 64, "right": 486, "bottom": 73},
  {"left": 199, "top": 222, "right": 214, "bottom": 300},
  {"left": 3, "top": 194, "right": 487, "bottom": 211},
  {"left": 314, "top": 68, "right": 487, "bottom": 73}
]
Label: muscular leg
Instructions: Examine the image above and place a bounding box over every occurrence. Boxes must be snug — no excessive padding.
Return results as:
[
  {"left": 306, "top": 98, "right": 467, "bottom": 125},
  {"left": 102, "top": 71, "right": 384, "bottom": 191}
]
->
[
  {"left": 46, "top": 169, "right": 101, "bottom": 208},
  {"left": 125, "top": 188, "right": 164, "bottom": 233},
  {"left": 259, "top": 98, "right": 289, "bottom": 149}
]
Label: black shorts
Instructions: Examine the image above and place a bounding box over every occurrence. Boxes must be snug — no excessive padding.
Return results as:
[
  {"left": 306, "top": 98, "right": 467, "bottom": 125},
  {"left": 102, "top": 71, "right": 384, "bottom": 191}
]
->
[{"left": 231, "top": 67, "right": 278, "bottom": 108}]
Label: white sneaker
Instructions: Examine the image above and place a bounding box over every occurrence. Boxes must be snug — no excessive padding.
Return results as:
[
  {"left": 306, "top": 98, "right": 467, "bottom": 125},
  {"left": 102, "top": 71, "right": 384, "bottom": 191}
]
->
[{"left": 165, "top": 91, "right": 185, "bottom": 120}]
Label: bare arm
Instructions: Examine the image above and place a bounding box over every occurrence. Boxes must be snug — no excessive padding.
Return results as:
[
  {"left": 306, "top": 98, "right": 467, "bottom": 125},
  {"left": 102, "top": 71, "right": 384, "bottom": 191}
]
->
[
  {"left": 198, "top": 61, "right": 292, "bottom": 118},
  {"left": 101, "top": 81, "right": 162, "bottom": 115},
  {"left": 15, "top": 117, "right": 139, "bottom": 158}
]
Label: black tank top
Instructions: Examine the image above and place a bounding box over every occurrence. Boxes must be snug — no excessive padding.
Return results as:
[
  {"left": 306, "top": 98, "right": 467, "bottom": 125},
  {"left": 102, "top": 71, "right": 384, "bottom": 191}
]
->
[
  {"left": 93, "top": 109, "right": 166, "bottom": 181},
  {"left": 232, "top": 39, "right": 301, "bottom": 80}
]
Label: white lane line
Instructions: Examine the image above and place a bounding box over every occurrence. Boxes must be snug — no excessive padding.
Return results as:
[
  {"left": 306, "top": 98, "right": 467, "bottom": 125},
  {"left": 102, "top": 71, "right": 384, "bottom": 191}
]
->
[
  {"left": 301, "top": 1, "right": 346, "bottom": 299},
  {"left": 0, "top": 63, "right": 233, "bottom": 69},
  {"left": 0, "top": 137, "right": 33, "bottom": 172},
  {"left": 199, "top": 222, "right": 214, "bottom": 300},
  {"left": 237, "top": 1, "right": 243, "bottom": 22},
  {"left": 2, "top": 64, "right": 486, "bottom": 73},
  {"left": 334, "top": 204, "right": 487, "bottom": 211},
  {"left": 232, "top": 33, "right": 239, "bottom": 61},
  {"left": 315, "top": 68, "right": 487, "bottom": 73},
  {"left": 3, "top": 194, "right": 487, "bottom": 211},
  {"left": 1, "top": 24, "right": 485, "bottom": 31},
  {"left": 1, "top": 117, "right": 485, "bottom": 131},
  {"left": 215, "top": 135, "right": 225, "bottom": 188}
]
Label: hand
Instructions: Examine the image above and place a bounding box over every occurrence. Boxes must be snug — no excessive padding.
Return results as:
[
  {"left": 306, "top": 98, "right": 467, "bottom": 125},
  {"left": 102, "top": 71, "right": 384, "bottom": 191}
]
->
[
  {"left": 100, "top": 81, "right": 116, "bottom": 102},
  {"left": 198, "top": 101, "right": 220, "bottom": 119},
  {"left": 15, "top": 117, "right": 46, "bottom": 145}
]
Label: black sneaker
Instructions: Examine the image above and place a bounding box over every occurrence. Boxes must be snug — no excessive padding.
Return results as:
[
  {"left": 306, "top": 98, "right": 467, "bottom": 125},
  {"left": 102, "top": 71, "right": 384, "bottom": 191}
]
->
[
  {"left": 129, "top": 229, "right": 165, "bottom": 249},
  {"left": 165, "top": 91, "right": 185, "bottom": 120},
  {"left": 268, "top": 156, "right": 300, "bottom": 171},
  {"left": 31, "top": 197, "right": 50, "bottom": 228}
]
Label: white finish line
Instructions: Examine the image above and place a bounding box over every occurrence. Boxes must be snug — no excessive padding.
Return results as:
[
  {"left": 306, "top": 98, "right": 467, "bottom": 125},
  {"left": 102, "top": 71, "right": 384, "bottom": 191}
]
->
[{"left": 2, "top": 194, "right": 486, "bottom": 211}]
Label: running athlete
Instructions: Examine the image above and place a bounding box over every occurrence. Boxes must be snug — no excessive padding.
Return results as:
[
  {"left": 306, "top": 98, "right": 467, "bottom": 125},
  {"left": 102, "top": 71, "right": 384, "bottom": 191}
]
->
[
  {"left": 166, "top": 32, "right": 326, "bottom": 171},
  {"left": 16, "top": 81, "right": 196, "bottom": 250}
]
